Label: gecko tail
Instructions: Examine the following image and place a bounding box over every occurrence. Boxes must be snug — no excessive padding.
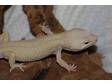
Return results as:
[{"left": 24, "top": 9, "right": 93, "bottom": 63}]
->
[
  {"left": 0, "top": 32, "right": 9, "bottom": 43},
  {"left": 0, "top": 32, "right": 9, "bottom": 59}
]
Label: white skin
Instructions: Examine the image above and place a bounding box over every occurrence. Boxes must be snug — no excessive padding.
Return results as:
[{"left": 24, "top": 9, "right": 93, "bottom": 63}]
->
[
  {"left": 4, "top": 24, "right": 76, "bottom": 72},
  {"left": 62, "top": 28, "right": 97, "bottom": 51},
  {"left": 41, "top": 24, "right": 77, "bottom": 72},
  {"left": 0, "top": 23, "right": 97, "bottom": 72},
  {"left": 40, "top": 23, "right": 97, "bottom": 72}
]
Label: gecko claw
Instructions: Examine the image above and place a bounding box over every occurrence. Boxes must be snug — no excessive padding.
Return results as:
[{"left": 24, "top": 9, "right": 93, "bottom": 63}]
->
[
  {"left": 10, "top": 63, "right": 26, "bottom": 72},
  {"left": 67, "top": 64, "right": 77, "bottom": 72}
]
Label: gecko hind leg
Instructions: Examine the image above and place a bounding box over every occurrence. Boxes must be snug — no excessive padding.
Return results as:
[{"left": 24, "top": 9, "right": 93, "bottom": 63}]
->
[{"left": 7, "top": 51, "right": 26, "bottom": 72}]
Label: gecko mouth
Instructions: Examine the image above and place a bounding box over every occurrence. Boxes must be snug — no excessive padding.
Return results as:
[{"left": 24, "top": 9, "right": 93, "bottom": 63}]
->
[
  {"left": 71, "top": 49, "right": 81, "bottom": 51},
  {"left": 64, "top": 48, "right": 81, "bottom": 52}
]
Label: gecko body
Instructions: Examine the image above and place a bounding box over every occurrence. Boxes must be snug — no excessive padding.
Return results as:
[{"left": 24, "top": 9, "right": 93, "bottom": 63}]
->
[{"left": 0, "top": 27, "right": 97, "bottom": 72}]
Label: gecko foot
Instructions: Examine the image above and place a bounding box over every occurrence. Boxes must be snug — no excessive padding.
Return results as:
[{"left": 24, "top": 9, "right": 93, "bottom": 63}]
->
[
  {"left": 67, "top": 64, "right": 77, "bottom": 72},
  {"left": 40, "top": 24, "right": 53, "bottom": 35},
  {"left": 10, "top": 63, "right": 26, "bottom": 72}
]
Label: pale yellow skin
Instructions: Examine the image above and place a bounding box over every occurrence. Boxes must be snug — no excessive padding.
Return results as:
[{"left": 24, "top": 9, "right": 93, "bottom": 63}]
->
[{"left": 0, "top": 26, "right": 97, "bottom": 72}]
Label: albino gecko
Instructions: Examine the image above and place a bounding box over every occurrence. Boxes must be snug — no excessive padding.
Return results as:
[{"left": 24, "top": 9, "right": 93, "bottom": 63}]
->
[{"left": 0, "top": 25, "right": 97, "bottom": 72}]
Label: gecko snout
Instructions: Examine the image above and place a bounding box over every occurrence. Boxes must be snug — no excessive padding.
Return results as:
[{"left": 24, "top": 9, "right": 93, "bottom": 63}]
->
[{"left": 89, "top": 34, "right": 97, "bottom": 44}]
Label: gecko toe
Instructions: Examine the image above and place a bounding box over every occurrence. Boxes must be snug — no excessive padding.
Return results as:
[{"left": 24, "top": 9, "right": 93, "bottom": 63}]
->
[
  {"left": 67, "top": 64, "right": 77, "bottom": 72},
  {"left": 10, "top": 64, "right": 26, "bottom": 72}
]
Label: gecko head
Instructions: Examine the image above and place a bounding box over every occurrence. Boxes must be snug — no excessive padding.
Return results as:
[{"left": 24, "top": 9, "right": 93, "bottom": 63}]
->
[{"left": 62, "top": 28, "right": 97, "bottom": 51}]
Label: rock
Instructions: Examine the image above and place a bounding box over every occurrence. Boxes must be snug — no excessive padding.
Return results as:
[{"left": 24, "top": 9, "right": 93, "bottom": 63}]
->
[
  {"left": 0, "top": 59, "right": 51, "bottom": 80},
  {"left": 43, "top": 51, "right": 111, "bottom": 80},
  {"left": 23, "top": 5, "right": 64, "bottom": 36}
]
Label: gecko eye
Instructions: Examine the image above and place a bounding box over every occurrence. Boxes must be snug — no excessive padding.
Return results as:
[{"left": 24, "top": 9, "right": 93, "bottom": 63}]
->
[{"left": 84, "top": 41, "right": 89, "bottom": 44}]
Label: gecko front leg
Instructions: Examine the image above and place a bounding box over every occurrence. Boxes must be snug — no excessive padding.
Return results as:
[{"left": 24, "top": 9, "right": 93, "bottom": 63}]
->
[
  {"left": 40, "top": 22, "right": 53, "bottom": 35},
  {"left": 6, "top": 51, "right": 26, "bottom": 72},
  {"left": 56, "top": 48, "right": 77, "bottom": 72}
]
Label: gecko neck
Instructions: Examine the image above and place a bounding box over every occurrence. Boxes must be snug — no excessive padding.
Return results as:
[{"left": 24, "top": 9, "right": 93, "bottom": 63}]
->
[
  {"left": 52, "top": 32, "right": 68, "bottom": 49},
  {"left": 40, "top": 33, "right": 65, "bottom": 49}
]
